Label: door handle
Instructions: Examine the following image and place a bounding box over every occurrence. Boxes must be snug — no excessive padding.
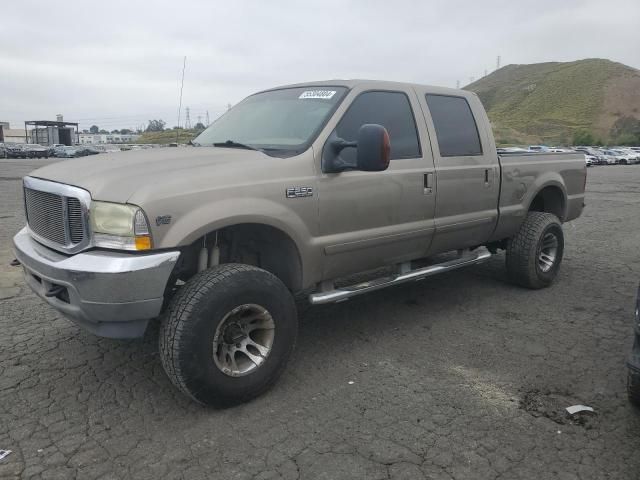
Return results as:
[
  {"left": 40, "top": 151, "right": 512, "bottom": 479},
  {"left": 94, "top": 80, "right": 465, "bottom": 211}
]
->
[
  {"left": 484, "top": 168, "right": 489, "bottom": 184},
  {"left": 423, "top": 173, "right": 433, "bottom": 194}
]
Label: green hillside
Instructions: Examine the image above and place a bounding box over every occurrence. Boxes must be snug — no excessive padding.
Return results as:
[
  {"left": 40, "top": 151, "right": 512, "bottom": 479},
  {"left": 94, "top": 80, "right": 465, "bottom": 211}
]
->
[
  {"left": 465, "top": 59, "right": 640, "bottom": 145},
  {"left": 135, "top": 128, "right": 201, "bottom": 145}
]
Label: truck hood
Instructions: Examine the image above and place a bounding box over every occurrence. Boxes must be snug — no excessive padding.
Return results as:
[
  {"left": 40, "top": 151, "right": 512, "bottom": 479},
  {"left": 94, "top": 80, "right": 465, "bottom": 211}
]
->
[{"left": 28, "top": 147, "right": 274, "bottom": 203}]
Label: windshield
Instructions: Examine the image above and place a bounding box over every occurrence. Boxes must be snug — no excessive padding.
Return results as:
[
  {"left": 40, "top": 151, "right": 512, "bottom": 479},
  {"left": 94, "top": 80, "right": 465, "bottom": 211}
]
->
[{"left": 194, "top": 86, "right": 347, "bottom": 154}]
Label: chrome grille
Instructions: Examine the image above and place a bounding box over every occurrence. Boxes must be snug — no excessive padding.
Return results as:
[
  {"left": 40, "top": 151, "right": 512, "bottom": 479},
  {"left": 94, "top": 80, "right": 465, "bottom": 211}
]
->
[
  {"left": 66, "top": 197, "right": 84, "bottom": 244},
  {"left": 23, "top": 177, "right": 91, "bottom": 253},
  {"left": 24, "top": 188, "right": 67, "bottom": 245}
]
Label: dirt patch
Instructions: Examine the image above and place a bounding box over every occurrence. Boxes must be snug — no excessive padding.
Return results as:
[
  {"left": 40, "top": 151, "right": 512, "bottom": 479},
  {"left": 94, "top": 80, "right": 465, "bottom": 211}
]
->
[{"left": 520, "top": 389, "right": 597, "bottom": 428}]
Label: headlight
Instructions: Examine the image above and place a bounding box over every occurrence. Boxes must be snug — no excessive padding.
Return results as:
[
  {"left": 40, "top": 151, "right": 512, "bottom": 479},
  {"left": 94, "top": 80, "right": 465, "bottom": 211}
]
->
[{"left": 90, "top": 201, "right": 152, "bottom": 251}]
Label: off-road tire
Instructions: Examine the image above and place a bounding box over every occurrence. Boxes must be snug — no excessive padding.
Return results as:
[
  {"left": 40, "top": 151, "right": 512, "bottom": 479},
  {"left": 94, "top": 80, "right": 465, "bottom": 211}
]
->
[
  {"left": 628, "top": 369, "right": 640, "bottom": 406},
  {"left": 159, "top": 264, "right": 297, "bottom": 406},
  {"left": 506, "top": 212, "right": 564, "bottom": 289}
]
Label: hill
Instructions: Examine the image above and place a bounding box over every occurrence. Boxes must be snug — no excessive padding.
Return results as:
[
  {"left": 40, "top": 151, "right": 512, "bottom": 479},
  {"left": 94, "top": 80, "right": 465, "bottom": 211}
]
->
[
  {"left": 464, "top": 58, "right": 640, "bottom": 145},
  {"left": 134, "top": 128, "right": 201, "bottom": 145}
]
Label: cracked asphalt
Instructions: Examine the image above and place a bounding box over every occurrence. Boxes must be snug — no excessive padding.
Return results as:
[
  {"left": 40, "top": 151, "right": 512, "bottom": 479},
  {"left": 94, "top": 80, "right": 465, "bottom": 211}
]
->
[{"left": 1, "top": 158, "right": 639, "bottom": 479}]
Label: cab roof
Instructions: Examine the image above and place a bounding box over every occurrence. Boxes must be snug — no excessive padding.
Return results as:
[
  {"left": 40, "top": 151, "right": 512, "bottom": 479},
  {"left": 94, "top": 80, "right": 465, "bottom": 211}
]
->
[{"left": 260, "top": 79, "right": 476, "bottom": 98}]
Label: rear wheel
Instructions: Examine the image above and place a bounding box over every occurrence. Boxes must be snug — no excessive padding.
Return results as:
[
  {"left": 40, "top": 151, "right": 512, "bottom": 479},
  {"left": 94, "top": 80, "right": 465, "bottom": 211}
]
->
[
  {"left": 506, "top": 212, "right": 564, "bottom": 289},
  {"left": 159, "top": 264, "right": 297, "bottom": 406}
]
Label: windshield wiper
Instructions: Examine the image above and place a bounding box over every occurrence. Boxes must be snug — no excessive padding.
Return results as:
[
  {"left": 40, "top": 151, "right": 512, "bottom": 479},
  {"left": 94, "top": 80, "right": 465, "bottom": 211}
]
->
[{"left": 213, "top": 140, "right": 260, "bottom": 151}]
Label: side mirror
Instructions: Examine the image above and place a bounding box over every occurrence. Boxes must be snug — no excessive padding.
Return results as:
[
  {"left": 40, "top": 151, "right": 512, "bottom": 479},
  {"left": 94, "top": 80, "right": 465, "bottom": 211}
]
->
[
  {"left": 356, "top": 124, "right": 391, "bottom": 172},
  {"left": 322, "top": 124, "right": 391, "bottom": 173}
]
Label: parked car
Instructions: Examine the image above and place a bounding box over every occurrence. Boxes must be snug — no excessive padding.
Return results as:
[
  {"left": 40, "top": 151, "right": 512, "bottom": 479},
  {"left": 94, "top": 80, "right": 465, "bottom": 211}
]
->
[
  {"left": 83, "top": 146, "right": 101, "bottom": 155},
  {"left": 574, "top": 147, "right": 607, "bottom": 165},
  {"left": 615, "top": 148, "right": 640, "bottom": 164},
  {"left": 600, "top": 150, "right": 621, "bottom": 165},
  {"left": 54, "top": 146, "right": 82, "bottom": 158},
  {"left": 584, "top": 154, "right": 597, "bottom": 167},
  {"left": 627, "top": 285, "right": 640, "bottom": 405},
  {"left": 497, "top": 147, "right": 528, "bottom": 154},
  {"left": 24, "top": 144, "right": 50, "bottom": 159},
  {"left": 12, "top": 79, "right": 586, "bottom": 406},
  {"left": 609, "top": 149, "right": 634, "bottom": 164},
  {"left": 528, "top": 145, "right": 549, "bottom": 152},
  {"left": 4, "top": 143, "right": 28, "bottom": 158}
]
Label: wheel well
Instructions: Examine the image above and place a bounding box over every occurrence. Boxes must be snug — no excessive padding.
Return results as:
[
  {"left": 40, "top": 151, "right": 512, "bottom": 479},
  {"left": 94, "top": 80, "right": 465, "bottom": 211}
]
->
[
  {"left": 177, "top": 223, "right": 303, "bottom": 292},
  {"left": 528, "top": 186, "right": 566, "bottom": 221}
]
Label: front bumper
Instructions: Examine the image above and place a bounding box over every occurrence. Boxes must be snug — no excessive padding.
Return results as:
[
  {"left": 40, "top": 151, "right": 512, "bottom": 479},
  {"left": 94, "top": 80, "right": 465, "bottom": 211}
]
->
[{"left": 13, "top": 227, "right": 180, "bottom": 338}]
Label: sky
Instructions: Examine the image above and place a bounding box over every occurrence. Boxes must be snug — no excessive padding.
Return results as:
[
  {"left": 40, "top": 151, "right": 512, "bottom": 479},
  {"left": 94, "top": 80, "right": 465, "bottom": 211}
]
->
[{"left": 1, "top": 0, "right": 639, "bottom": 132}]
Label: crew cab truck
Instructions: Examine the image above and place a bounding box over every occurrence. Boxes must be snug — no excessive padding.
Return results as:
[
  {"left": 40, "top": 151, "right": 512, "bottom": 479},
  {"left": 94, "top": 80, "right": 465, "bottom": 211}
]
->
[{"left": 12, "top": 80, "right": 586, "bottom": 406}]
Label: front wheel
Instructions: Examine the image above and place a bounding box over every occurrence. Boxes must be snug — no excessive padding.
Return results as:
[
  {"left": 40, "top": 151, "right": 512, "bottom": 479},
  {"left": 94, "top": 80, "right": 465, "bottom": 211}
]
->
[
  {"left": 159, "top": 264, "right": 298, "bottom": 406},
  {"left": 506, "top": 212, "right": 565, "bottom": 289}
]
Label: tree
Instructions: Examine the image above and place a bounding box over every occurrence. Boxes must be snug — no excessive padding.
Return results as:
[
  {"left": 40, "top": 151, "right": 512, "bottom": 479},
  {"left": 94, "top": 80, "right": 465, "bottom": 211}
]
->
[
  {"left": 90, "top": 125, "right": 99, "bottom": 134},
  {"left": 146, "top": 119, "right": 166, "bottom": 132},
  {"left": 120, "top": 128, "right": 132, "bottom": 135},
  {"left": 194, "top": 122, "right": 206, "bottom": 131},
  {"left": 99, "top": 129, "right": 109, "bottom": 134},
  {"left": 572, "top": 130, "right": 594, "bottom": 146},
  {"left": 111, "top": 129, "right": 120, "bottom": 134}
]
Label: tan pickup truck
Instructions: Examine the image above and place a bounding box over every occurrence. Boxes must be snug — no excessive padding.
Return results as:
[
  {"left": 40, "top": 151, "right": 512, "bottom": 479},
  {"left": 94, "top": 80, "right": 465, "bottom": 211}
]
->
[{"left": 13, "top": 80, "right": 586, "bottom": 405}]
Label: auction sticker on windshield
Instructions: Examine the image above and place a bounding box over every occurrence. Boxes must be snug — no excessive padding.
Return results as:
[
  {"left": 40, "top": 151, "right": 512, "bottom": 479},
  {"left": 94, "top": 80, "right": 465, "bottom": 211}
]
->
[{"left": 299, "top": 90, "right": 336, "bottom": 99}]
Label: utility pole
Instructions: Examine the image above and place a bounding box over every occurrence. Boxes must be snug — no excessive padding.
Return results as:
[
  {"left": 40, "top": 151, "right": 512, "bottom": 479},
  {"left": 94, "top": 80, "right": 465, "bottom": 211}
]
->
[
  {"left": 456, "top": 80, "right": 460, "bottom": 89},
  {"left": 176, "top": 56, "right": 187, "bottom": 144},
  {"left": 484, "top": 69, "right": 488, "bottom": 77},
  {"left": 496, "top": 55, "right": 501, "bottom": 70},
  {"left": 197, "top": 115, "right": 202, "bottom": 126},
  {"left": 206, "top": 111, "right": 210, "bottom": 126}
]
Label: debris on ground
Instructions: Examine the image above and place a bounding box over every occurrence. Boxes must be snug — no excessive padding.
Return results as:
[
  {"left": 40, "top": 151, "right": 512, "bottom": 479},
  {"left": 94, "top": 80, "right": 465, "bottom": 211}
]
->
[
  {"left": 520, "top": 389, "right": 598, "bottom": 427},
  {"left": 566, "top": 405, "right": 595, "bottom": 415},
  {"left": 0, "top": 450, "right": 12, "bottom": 461}
]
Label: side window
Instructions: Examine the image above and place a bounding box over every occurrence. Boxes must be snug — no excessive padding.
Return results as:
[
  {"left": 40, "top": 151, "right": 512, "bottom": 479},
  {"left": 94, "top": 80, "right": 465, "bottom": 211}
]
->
[
  {"left": 425, "top": 94, "right": 483, "bottom": 157},
  {"left": 336, "top": 91, "right": 420, "bottom": 163}
]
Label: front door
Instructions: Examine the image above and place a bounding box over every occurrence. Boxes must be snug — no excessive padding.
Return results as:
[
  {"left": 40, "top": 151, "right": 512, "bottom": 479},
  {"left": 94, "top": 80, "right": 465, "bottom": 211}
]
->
[{"left": 316, "top": 88, "right": 436, "bottom": 280}]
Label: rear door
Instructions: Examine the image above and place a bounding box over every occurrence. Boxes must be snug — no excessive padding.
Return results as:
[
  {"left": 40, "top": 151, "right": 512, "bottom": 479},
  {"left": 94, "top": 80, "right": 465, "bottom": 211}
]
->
[
  {"left": 418, "top": 92, "right": 500, "bottom": 254},
  {"left": 317, "top": 88, "right": 436, "bottom": 280}
]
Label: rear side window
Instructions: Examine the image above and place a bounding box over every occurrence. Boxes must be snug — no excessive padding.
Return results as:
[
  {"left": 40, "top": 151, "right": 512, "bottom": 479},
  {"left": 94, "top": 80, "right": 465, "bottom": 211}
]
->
[
  {"left": 425, "top": 95, "right": 482, "bottom": 157},
  {"left": 336, "top": 91, "right": 421, "bottom": 162}
]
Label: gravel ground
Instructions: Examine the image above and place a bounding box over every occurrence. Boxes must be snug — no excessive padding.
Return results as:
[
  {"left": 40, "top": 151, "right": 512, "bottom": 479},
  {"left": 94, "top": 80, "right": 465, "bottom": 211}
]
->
[{"left": 1, "top": 158, "right": 639, "bottom": 480}]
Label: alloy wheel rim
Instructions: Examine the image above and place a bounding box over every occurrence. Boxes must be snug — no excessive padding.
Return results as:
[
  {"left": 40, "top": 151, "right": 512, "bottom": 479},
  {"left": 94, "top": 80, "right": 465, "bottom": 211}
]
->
[
  {"left": 538, "top": 232, "right": 558, "bottom": 273},
  {"left": 212, "top": 304, "right": 275, "bottom": 377}
]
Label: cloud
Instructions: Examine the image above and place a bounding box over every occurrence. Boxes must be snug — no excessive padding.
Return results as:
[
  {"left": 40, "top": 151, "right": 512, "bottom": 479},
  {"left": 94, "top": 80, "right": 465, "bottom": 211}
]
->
[{"left": 1, "top": 0, "right": 638, "bottom": 130}]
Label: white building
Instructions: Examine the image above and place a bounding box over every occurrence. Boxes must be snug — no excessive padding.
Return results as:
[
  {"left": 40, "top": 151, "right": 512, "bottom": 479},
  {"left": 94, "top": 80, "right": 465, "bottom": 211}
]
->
[
  {"left": 0, "top": 122, "right": 28, "bottom": 143},
  {"left": 78, "top": 133, "right": 141, "bottom": 144}
]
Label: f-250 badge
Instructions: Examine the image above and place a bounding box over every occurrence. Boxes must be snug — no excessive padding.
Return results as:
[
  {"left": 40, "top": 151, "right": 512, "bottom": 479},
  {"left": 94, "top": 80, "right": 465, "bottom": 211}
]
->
[{"left": 286, "top": 186, "right": 313, "bottom": 198}]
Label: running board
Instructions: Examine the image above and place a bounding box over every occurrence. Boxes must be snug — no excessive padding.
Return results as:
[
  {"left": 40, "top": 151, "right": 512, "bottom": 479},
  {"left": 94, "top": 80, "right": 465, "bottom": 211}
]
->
[{"left": 309, "top": 247, "right": 492, "bottom": 305}]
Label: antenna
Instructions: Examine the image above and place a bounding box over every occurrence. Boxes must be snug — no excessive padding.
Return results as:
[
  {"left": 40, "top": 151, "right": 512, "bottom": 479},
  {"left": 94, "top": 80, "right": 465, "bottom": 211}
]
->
[
  {"left": 176, "top": 56, "right": 187, "bottom": 144},
  {"left": 185, "top": 107, "right": 192, "bottom": 129}
]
